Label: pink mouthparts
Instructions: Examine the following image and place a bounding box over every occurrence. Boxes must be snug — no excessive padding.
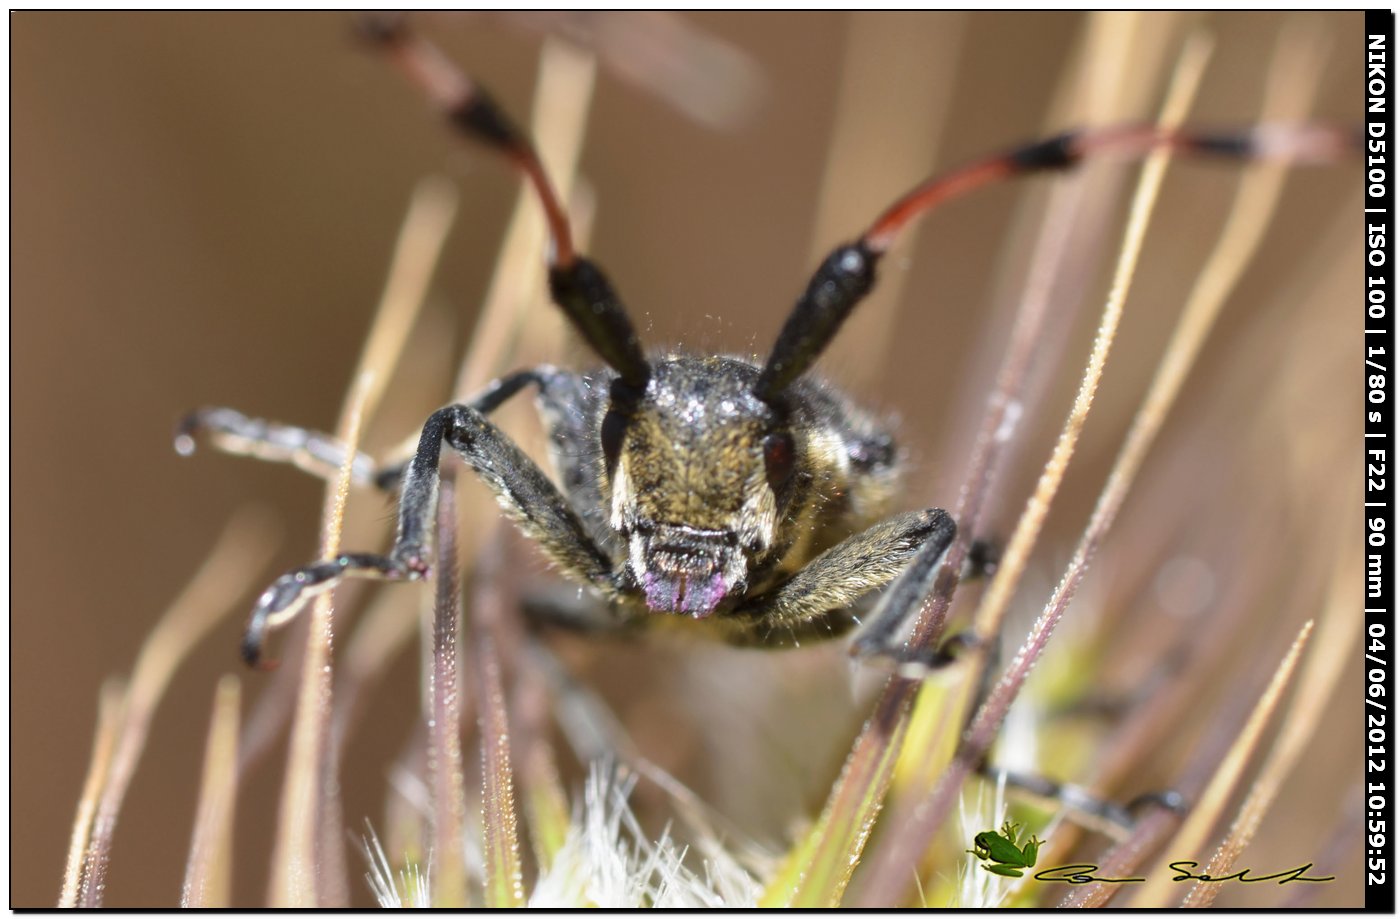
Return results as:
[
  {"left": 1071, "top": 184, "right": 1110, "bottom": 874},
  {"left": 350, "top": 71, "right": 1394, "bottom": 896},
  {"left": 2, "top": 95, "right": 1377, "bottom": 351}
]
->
[{"left": 642, "top": 570, "right": 729, "bottom": 618}]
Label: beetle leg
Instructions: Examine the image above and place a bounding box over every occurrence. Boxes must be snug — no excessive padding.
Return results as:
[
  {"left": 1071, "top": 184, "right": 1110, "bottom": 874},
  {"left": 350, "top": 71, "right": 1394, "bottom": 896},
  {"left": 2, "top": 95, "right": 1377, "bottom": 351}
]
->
[
  {"left": 234, "top": 369, "right": 619, "bottom": 667},
  {"left": 176, "top": 367, "right": 554, "bottom": 492},
  {"left": 720, "top": 508, "right": 954, "bottom": 648}
]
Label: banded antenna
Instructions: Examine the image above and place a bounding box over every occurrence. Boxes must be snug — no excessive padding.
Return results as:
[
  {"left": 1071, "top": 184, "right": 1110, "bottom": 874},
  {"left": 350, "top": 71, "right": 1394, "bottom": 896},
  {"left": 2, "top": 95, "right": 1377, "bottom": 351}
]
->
[
  {"left": 753, "top": 121, "right": 1357, "bottom": 403},
  {"left": 360, "top": 14, "right": 652, "bottom": 390}
]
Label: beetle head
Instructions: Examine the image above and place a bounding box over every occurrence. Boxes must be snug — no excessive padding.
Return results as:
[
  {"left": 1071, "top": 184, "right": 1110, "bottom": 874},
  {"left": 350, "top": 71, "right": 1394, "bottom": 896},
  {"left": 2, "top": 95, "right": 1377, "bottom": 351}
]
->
[{"left": 603, "top": 357, "right": 800, "bottom": 617}]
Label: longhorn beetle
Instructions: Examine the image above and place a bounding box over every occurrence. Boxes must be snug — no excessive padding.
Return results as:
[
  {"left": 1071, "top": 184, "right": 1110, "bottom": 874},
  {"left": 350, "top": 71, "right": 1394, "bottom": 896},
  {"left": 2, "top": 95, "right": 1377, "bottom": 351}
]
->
[{"left": 176, "top": 17, "right": 1356, "bottom": 669}]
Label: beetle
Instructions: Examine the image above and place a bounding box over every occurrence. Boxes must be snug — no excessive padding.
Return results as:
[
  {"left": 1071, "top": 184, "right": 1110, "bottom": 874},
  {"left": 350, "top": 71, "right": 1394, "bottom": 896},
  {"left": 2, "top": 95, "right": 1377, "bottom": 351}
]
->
[{"left": 175, "top": 16, "right": 1356, "bottom": 669}]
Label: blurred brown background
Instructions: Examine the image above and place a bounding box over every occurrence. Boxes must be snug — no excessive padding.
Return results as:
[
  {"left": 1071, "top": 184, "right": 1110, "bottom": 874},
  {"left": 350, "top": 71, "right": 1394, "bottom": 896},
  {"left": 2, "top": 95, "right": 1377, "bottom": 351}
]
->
[{"left": 13, "top": 12, "right": 1361, "bottom": 907}]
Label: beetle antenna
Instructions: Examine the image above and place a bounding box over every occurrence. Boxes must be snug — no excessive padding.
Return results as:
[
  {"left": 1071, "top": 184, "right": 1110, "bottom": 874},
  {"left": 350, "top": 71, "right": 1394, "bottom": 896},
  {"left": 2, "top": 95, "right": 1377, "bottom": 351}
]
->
[
  {"left": 359, "top": 14, "right": 651, "bottom": 389},
  {"left": 754, "top": 121, "right": 1357, "bottom": 401}
]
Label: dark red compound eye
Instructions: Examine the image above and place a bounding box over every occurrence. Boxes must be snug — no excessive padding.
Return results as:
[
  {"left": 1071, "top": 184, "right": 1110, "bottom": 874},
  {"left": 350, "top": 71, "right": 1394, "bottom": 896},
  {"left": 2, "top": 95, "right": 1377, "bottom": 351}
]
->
[{"left": 763, "top": 431, "right": 796, "bottom": 488}]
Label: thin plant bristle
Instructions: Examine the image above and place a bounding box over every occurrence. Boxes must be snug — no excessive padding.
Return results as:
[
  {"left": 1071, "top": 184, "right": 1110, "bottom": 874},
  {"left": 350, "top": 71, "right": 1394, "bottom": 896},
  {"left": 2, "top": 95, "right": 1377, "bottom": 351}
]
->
[
  {"left": 75, "top": 510, "right": 278, "bottom": 908},
  {"left": 59, "top": 679, "right": 124, "bottom": 908},
  {"left": 361, "top": 822, "right": 431, "bottom": 909},
  {"left": 1134, "top": 620, "right": 1315, "bottom": 907},
  {"left": 181, "top": 675, "right": 241, "bottom": 908}
]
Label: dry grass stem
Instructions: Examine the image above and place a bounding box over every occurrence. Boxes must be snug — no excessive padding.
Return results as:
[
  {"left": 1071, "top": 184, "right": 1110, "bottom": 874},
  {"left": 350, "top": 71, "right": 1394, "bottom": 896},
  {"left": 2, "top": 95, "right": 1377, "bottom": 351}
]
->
[
  {"left": 59, "top": 680, "right": 124, "bottom": 908},
  {"left": 428, "top": 473, "right": 469, "bottom": 906},
  {"left": 1179, "top": 547, "right": 1359, "bottom": 908},
  {"left": 181, "top": 676, "right": 242, "bottom": 908},
  {"left": 471, "top": 532, "right": 527, "bottom": 908},
  {"left": 966, "top": 33, "right": 1210, "bottom": 650},
  {"left": 268, "top": 165, "right": 456, "bottom": 906},
  {"left": 269, "top": 371, "right": 372, "bottom": 906},
  {"left": 1018, "top": 17, "right": 1327, "bottom": 647},
  {"left": 1134, "top": 620, "right": 1316, "bottom": 907},
  {"left": 359, "top": 176, "right": 460, "bottom": 421},
  {"left": 75, "top": 509, "right": 278, "bottom": 908}
]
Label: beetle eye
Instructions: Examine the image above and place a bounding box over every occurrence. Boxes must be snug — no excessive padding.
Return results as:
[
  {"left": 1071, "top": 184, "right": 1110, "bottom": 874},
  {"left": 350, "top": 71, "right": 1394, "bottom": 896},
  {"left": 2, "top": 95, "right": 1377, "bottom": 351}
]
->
[
  {"left": 763, "top": 431, "right": 796, "bottom": 488},
  {"left": 600, "top": 407, "right": 628, "bottom": 472}
]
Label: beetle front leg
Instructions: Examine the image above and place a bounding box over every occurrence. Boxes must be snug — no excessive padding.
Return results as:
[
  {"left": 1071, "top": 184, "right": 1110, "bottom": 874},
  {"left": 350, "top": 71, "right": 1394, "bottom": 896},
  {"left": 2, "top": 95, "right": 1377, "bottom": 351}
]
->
[
  {"left": 845, "top": 515, "right": 991, "bottom": 673},
  {"left": 242, "top": 394, "right": 617, "bottom": 668},
  {"left": 723, "top": 508, "right": 955, "bottom": 648}
]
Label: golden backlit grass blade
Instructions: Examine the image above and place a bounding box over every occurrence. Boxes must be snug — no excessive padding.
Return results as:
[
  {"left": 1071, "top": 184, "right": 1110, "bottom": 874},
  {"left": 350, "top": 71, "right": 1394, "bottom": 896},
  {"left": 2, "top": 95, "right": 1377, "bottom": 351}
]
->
[
  {"left": 236, "top": 175, "right": 457, "bottom": 878},
  {"left": 889, "top": 678, "right": 964, "bottom": 811},
  {"left": 181, "top": 675, "right": 241, "bottom": 908},
  {"left": 75, "top": 509, "right": 278, "bottom": 908},
  {"left": 470, "top": 532, "right": 527, "bottom": 908},
  {"left": 267, "top": 163, "right": 455, "bottom": 907},
  {"left": 358, "top": 176, "right": 459, "bottom": 423},
  {"left": 1180, "top": 545, "right": 1359, "bottom": 909},
  {"left": 851, "top": 34, "right": 1211, "bottom": 908},
  {"left": 519, "top": 738, "right": 572, "bottom": 877},
  {"left": 1132, "top": 620, "right": 1316, "bottom": 908},
  {"left": 269, "top": 371, "right": 372, "bottom": 907},
  {"left": 429, "top": 473, "right": 469, "bottom": 907},
  {"left": 59, "top": 679, "right": 123, "bottom": 908},
  {"left": 965, "top": 31, "right": 1210, "bottom": 653},
  {"left": 759, "top": 690, "right": 913, "bottom": 908},
  {"left": 515, "top": 666, "right": 573, "bottom": 874},
  {"left": 321, "top": 173, "right": 457, "bottom": 752}
]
